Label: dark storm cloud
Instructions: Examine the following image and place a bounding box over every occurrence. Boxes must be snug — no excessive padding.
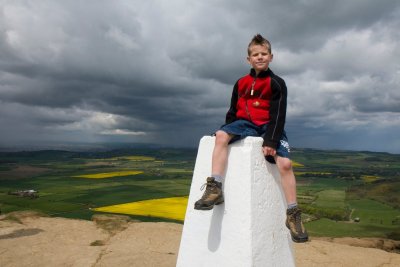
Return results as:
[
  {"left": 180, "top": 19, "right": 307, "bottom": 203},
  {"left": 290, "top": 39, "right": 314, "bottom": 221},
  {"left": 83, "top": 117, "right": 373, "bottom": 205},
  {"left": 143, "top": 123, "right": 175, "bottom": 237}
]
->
[
  {"left": 0, "top": 0, "right": 399, "bottom": 152},
  {"left": 256, "top": 0, "right": 400, "bottom": 51}
]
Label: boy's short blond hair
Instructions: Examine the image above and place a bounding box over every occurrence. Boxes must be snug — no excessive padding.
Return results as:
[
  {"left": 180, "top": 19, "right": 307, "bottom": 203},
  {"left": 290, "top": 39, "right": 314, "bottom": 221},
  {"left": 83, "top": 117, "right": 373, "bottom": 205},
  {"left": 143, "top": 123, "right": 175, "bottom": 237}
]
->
[{"left": 247, "top": 34, "right": 272, "bottom": 55}]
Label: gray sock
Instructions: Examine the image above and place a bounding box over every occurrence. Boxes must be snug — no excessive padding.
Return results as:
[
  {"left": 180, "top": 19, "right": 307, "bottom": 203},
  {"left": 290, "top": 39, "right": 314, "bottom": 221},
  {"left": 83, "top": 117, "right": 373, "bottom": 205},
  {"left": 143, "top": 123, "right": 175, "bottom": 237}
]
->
[
  {"left": 211, "top": 174, "right": 223, "bottom": 183},
  {"left": 287, "top": 203, "right": 298, "bottom": 210}
]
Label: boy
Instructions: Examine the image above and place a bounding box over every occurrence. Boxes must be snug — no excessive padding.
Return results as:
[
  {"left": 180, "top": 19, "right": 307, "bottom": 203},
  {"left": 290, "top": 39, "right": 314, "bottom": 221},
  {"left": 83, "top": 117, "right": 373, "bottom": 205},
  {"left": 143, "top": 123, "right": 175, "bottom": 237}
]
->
[{"left": 194, "top": 34, "right": 308, "bottom": 243}]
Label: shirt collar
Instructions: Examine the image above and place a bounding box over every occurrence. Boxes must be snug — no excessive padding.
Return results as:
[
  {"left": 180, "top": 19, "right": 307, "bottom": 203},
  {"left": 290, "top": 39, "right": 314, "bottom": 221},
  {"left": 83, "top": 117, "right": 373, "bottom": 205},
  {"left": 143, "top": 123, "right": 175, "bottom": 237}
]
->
[{"left": 250, "top": 68, "right": 273, "bottom": 78}]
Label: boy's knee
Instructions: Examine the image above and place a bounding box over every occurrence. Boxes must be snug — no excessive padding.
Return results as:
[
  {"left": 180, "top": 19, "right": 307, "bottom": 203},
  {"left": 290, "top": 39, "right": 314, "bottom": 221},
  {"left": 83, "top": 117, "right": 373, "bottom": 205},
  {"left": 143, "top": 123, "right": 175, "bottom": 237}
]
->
[
  {"left": 276, "top": 157, "right": 293, "bottom": 172},
  {"left": 215, "top": 130, "right": 231, "bottom": 145}
]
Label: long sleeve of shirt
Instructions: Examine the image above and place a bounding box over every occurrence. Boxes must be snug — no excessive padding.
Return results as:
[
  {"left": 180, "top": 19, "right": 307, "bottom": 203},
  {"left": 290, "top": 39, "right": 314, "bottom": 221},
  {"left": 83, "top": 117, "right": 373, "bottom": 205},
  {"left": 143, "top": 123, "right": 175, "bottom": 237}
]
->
[
  {"left": 262, "top": 76, "right": 287, "bottom": 148},
  {"left": 225, "top": 81, "right": 239, "bottom": 124}
]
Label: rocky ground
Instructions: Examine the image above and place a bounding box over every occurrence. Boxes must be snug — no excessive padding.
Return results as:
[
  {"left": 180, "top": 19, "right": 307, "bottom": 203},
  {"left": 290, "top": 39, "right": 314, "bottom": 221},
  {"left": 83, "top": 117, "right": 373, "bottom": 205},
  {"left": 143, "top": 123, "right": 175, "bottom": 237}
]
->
[{"left": 0, "top": 211, "right": 399, "bottom": 267}]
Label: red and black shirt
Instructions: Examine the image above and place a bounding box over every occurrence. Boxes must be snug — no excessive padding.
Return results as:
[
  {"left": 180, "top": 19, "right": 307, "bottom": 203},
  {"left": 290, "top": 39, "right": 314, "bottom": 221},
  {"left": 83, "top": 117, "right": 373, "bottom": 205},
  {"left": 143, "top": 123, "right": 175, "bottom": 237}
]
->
[{"left": 225, "top": 68, "right": 287, "bottom": 149}]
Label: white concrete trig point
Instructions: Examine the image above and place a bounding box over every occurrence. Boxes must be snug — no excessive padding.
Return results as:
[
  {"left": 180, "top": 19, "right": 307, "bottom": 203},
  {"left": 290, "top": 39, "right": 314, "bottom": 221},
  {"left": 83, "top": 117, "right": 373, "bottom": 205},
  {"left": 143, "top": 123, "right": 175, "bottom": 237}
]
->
[{"left": 177, "top": 136, "right": 295, "bottom": 267}]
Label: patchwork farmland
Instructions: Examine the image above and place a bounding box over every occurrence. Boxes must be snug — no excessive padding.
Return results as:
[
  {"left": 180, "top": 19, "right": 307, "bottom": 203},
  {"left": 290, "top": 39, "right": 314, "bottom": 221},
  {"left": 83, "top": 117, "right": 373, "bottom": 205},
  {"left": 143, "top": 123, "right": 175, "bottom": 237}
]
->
[{"left": 0, "top": 147, "right": 399, "bottom": 239}]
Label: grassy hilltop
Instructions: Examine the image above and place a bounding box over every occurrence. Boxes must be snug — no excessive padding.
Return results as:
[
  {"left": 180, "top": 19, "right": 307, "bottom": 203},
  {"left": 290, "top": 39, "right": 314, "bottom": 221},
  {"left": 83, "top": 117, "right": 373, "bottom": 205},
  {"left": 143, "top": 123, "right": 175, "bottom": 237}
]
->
[{"left": 0, "top": 147, "right": 399, "bottom": 240}]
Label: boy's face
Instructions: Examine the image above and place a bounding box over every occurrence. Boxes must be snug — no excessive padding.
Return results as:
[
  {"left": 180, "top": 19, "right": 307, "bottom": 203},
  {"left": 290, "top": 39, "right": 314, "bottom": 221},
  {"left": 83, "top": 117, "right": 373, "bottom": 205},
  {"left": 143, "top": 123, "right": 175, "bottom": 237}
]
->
[{"left": 247, "top": 44, "right": 273, "bottom": 74}]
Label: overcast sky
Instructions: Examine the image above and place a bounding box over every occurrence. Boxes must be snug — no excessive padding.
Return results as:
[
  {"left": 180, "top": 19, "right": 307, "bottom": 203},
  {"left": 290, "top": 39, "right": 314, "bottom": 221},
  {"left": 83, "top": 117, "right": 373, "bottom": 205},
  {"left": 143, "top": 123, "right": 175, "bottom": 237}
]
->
[{"left": 1, "top": 0, "right": 399, "bottom": 153}]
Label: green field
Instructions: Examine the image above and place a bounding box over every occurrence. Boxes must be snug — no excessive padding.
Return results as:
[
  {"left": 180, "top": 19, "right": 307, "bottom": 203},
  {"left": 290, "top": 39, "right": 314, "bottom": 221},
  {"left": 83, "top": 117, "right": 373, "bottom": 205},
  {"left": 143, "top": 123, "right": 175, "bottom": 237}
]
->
[
  {"left": 0, "top": 149, "right": 195, "bottom": 222},
  {"left": 291, "top": 148, "right": 400, "bottom": 239},
  {"left": 0, "top": 147, "right": 399, "bottom": 239}
]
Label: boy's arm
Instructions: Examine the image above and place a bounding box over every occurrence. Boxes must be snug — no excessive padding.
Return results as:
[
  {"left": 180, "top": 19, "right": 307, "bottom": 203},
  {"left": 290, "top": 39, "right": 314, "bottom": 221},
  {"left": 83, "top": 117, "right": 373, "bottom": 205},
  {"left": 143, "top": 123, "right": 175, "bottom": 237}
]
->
[
  {"left": 262, "top": 77, "right": 287, "bottom": 148},
  {"left": 225, "top": 81, "right": 239, "bottom": 124}
]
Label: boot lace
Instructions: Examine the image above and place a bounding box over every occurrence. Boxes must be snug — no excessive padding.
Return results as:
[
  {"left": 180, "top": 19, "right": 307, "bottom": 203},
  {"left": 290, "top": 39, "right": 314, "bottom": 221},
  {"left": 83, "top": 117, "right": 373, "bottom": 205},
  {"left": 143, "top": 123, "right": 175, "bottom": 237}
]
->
[{"left": 199, "top": 180, "right": 216, "bottom": 197}]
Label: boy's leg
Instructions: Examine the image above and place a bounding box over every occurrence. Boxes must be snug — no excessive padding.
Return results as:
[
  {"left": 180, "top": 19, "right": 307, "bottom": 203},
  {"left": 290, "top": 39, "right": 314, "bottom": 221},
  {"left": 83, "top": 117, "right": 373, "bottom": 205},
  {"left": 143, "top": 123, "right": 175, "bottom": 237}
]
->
[
  {"left": 211, "top": 130, "right": 234, "bottom": 180},
  {"left": 194, "top": 130, "right": 234, "bottom": 210},
  {"left": 275, "top": 156, "right": 309, "bottom": 243},
  {"left": 275, "top": 157, "right": 297, "bottom": 205}
]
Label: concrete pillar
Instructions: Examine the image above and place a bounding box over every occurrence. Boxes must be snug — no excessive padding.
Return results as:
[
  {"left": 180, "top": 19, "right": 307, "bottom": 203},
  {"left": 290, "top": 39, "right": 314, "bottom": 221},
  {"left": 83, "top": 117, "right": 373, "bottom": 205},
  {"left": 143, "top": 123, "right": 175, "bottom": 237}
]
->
[{"left": 177, "top": 136, "right": 295, "bottom": 267}]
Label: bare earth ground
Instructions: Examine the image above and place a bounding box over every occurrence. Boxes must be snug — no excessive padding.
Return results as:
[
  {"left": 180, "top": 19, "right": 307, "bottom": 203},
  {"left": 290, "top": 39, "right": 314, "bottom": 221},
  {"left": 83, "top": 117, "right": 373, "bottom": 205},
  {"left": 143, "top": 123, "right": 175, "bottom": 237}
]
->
[
  {"left": 0, "top": 212, "right": 399, "bottom": 267},
  {"left": 0, "top": 165, "right": 50, "bottom": 179}
]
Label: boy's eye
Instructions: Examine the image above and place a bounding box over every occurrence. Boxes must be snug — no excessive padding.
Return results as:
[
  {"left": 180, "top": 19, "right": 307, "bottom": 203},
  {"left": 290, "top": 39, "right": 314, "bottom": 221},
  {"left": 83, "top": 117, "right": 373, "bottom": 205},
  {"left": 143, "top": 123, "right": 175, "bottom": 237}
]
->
[{"left": 252, "top": 53, "right": 269, "bottom": 57}]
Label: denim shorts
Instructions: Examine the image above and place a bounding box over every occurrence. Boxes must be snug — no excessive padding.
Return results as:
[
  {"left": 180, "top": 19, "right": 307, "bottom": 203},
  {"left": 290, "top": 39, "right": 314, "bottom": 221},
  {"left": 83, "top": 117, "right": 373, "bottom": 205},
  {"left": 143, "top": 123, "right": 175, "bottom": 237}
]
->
[{"left": 219, "top": 119, "right": 290, "bottom": 163}]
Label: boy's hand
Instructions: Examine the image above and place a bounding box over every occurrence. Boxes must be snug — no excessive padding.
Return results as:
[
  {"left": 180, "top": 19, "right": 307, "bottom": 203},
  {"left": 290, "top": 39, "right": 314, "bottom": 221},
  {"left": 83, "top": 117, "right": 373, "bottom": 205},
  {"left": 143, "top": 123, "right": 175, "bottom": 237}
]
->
[{"left": 262, "top": 146, "right": 276, "bottom": 157}]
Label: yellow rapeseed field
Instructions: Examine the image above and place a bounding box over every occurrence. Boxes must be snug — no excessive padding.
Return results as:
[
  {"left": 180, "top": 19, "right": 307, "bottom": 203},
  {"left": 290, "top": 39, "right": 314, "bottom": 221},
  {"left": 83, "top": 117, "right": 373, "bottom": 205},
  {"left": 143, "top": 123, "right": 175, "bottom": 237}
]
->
[
  {"left": 109, "top": 156, "right": 155, "bottom": 161},
  {"left": 94, "top": 196, "right": 188, "bottom": 221},
  {"left": 294, "top": 171, "right": 332, "bottom": 176},
  {"left": 73, "top": 170, "right": 143, "bottom": 179},
  {"left": 291, "top": 160, "right": 304, "bottom": 168},
  {"left": 362, "top": 175, "right": 380, "bottom": 183}
]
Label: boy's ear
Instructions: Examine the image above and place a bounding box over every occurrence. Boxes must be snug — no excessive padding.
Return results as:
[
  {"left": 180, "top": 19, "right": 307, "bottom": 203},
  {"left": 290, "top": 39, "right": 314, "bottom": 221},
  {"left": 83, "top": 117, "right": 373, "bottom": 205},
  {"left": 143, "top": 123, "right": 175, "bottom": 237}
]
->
[
  {"left": 246, "top": 56, "right": 251, "bottom": 64},
  {"left": 270, "top": 53, "right": 274, "bottom": 61}
]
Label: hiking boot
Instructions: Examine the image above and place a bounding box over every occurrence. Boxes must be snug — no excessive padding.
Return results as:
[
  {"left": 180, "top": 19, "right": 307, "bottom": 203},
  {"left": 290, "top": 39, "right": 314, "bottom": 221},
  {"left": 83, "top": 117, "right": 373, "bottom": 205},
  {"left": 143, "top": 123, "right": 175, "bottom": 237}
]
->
[
  {"left": 194, "top": 177, "right": 224, "bottom": 210},
  {"left": 286, "top": 206, "right": 309, "bottom": 243}
]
